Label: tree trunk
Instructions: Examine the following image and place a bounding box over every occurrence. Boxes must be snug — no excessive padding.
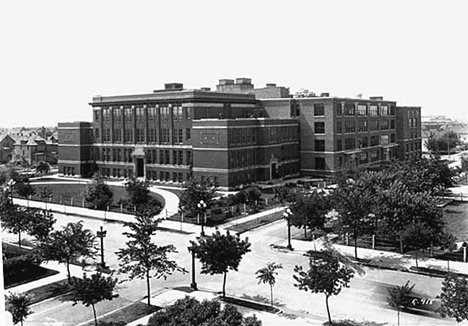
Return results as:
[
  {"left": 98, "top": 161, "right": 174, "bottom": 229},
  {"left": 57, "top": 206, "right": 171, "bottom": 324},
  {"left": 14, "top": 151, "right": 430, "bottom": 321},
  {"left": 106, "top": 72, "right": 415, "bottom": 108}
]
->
[
  {"left": 146, "top": 269, "right": 151, "bottom": 306},
  {"left": 18, "top": 231, "right": 22, "bottom": 249},
  {"left": 325, "top": 295, "right": 332, "bottom": 325},
  {"left": 66, "top": 258, "right": 71, "bottom": 284},
  {"left": 400, "top": 238, "right": 404, "bottom": 254},
  {"left": 415, "top": 250, "right": 419, "bottom": 269},
  {"left": 270, "top": 284, "right": 274, "bottom": 307},
  {"left": 92, "top": 303, "right": 98, "bottom": 326},
  {"left": 222, "top": 272, "right": 227, "bottom": 298},
  {"left": 447, "top": 259, "right": 450, "bottom": 272},
  {"left": 353, "top": 230, "right": 358, "bottom": 259},
  {"left": 397, "top": 309, "right": 400, "bottom": 326}
]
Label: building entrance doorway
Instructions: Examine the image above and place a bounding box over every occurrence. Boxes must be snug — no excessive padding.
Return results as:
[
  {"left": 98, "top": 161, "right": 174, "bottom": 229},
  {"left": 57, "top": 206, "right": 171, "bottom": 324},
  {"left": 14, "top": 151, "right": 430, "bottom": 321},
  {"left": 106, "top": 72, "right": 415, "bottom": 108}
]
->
[
  {"left": 270, "top": 162, "right": 278, "bottom": 180},
  {"left": 136, "top": 158, "right": 144, "bottom": 177}
]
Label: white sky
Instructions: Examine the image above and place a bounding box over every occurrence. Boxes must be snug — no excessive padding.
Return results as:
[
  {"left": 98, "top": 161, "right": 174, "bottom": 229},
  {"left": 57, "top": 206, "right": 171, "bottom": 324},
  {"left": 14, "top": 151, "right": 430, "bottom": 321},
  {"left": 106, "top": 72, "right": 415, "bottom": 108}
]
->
[{"left": 1, "top": 0, "right": 467, "bottom": 127}]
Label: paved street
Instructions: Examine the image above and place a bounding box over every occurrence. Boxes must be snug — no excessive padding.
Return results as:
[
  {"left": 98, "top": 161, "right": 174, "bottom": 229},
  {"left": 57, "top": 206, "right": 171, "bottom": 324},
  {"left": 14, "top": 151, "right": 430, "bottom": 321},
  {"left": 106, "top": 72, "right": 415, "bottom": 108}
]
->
[{"left": 4, "top": 209, "right": 466, "bottom": 325}]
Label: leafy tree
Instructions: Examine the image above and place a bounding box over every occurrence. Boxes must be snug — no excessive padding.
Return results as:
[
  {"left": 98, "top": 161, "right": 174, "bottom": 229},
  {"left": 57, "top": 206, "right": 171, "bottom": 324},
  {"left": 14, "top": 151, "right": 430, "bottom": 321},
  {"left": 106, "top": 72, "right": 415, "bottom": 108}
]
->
[
  {"left": 115, "top": 206, "right": 185, "bottom": 305},
  {"left": 36, "top": 221, "right": 96, "bottom": 283},
  {"left": 460, "top": 153, "right": 468, "bottom": 181},
  {"left": 331, "top": 179, "right": 375, "bottom": 259},
  {"left": 124, "top": 177, "right": 161, "bottom": 211},
  {"left": 438, "top": 232, "right": 458, "bottom": 272},
  {"left": 38, "top": 186, "right": 52, "bottom": 208},
  {"left": 293, "top": 250, "right": 354, "bottom": 325},
  {"left": 147, "top": 296, "right": 262, "bottom": 326},
  {"left": 84, "top": 173, "right": 114, "bottom": 210},
  {"left": 255, "top": 262, "right": 283, "bottom": 307},
  {"left": 387, "top": 281, "right": 415, "bottom": 326},
  {"left": 425, "top": 131, "right": 461, "bottom": 154},
  {"left": 71, "top": 272, "right": 118, "bottom": 326},
  {"left": 1, "top": 203, "right": 32, "bottom": 248},
  {"left": 35, "top": 161, "right": 50, "bottom": 176},
  {"left": 273, "top": 185, "right": 296, "bottom": 204},
  {"left": 14, "top": 177, "right": 35, "bottom": 199},
  {"left": 376, "top": 181, "right": 445, "bottom": 253},
  {"left": 6, "top": 292, "right": 33, "bottom": 326},
  {"left": 290, "top": 190, "right": 330, "bottom": 238},
  {"left": 28, "top": 208, "right": 56, "bottom": 242},
  {"left": 179, "top": 178, "right": 216, "bottom": 218},
  {"left": 438, "top": 274, "right": 468, "bottom": 322},
  {"left": 401, "top": 222, "right": 434, "bottom": 268},
  {"left": 190, "top": 230, "right": 251, "bottom": 298}
]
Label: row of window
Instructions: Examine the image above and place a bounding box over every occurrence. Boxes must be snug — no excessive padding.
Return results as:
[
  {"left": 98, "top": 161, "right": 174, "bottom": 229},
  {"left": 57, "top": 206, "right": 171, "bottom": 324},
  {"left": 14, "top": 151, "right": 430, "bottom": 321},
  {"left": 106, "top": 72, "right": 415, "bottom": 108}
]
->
[
  {"left": 228, "top": 150, "right": 257, "bottom": 168},
  {"left": 336, "top": 103, "right": 395, "bottom": 116},
  {"left": 327, "top": 134, "right": 395, "bottom": 151},
  {"left": 93, "top": 147, "right": 192, "bottom": 166},
  {"left": 96, "top": 128, "right": 191, "bottom": 144},
  {"left": 228, "top": 128, "right": 258, "bottom": 146},
  {"left": 264, "top": 126, "right": 298, "bottom": 143},
  {"left": 96, "top": 104, "right": 191, "bottom": 123},
  {"left": 334, "top": 120, "right": 395, "bottom": 134}
]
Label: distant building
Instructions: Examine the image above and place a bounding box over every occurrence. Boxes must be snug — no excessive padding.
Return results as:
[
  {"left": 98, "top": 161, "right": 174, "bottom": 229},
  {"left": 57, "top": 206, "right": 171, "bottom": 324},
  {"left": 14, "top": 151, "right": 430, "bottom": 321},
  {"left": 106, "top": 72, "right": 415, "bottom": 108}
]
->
[
  {"left": 12, "top": 135, "right": 58, "bottom": 165},
  {"left": 396, "top": 106, "right": 422, "bottom": 159},
  {"left": 0, "top": 134, "right": 15, "bottom": 163},
  {"left": 58, "top": 78, "right": 421, "bottom": 189}
]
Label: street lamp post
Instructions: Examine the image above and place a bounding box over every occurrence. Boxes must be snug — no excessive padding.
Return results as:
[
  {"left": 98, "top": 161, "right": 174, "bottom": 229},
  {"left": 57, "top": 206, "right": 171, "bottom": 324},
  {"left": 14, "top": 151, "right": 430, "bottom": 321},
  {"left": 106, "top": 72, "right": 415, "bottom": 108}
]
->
[
  {"left": 188, "top": 246, "right": 198, "bottom": 290},
  {"left": 283, "top": 208, "right": 293, "bottom": 251},
  {"left": 197, "top": 200, "right": 207, "bottom": 237},
  {"left": 96, "top": 224, "right": 107, "bottom": 269},
  {"left": 7, "top": 179, "right": 15, "bottom": 202}
]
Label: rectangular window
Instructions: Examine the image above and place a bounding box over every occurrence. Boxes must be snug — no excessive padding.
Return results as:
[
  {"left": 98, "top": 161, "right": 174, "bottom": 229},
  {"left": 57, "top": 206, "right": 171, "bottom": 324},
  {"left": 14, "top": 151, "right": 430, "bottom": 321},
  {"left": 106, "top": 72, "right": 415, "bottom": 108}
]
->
[
  {"left": 314, "top": 104, "right": 325, "bottom": 116},
  {"left": 369, "top": 105, "right": 378, "bottom": 116},
  {"left": 314, "top": 122, "right": 325, "bottom": 134},
  {"left": 345, "top": 138, "right": 355, "bottom": 150},
  {"left": 337, "top": 122, "right": 342, "bottom": 134},
  {"left": 357, "top": 104, "right": 367, "bottom": 116},
  {"left": 114, "top": 108, "right": 122, "bottom": 122},
  {"left": 184, "top": 107, "right": 191, "bottom": 119},
  {"left": 391, "top": 133, "right": 395, "bottom": 143},
  {"left": 165, "top": 150, "right": 170, "bottom": 164},
  {"left": 178, "top": 150, "right": 183, "bottom": 165},
  {"left": 381, "top": 120, "right": 389, "bottom": 130},
  {"left": 95, "top": 128, "right": 100, "bottom": 139},
  {"left": 345, "top": 121, "right": 355, "bottom": 133},
  {"left": 390, "top": 120, "right": 395, "bottom": 129},
  {"left": 174, "top": 106, "right": 183, "bottom": 120},
  {"left": 172, "top": 150, "right": 177, "bottom": 165},
  {"left": 370, "top": 120, "right": 379, "bottom": 131},
  {"left": 148, "top": 129, "right": 157, "bottom": 142},
  {"left": 160, "top": 106, "right": 170, "bottom": 120},
  {"left": 148, "top": 106, "right": 157, "bottom": 120},
  {"left": 186, "top": 151, "right": 192, "bottom": 165},
  {"left": 358, "top": 121, "right": 367, "bottom": 132},
  {"left": 380, "top": 105, "right": 389, "bottom": 116},
  {"left": 370, "top": 136, "right": 379, "bottom": 146},
  {"left": 136, "top": 129, "right": 145, "bottom": 143},
  {"left": 336, "top": 103, "right": 342, "bottom": 116},
  {"left": 159, "top": 150, "right": 164, "bottom": 164},
  {"left": 136, "top": 106, "right": 145, "bottom": 121},
  {"left": 124, "top": 107, "right": 133, "bottom": 122},
  {"left": 315, "top": 139, "right": 325, "bottom": 151},
  {"left": 358, "top": 137, "right": 368, "bottom": 148},
  {"left": 344, "top": 103, "right": 355, "bottom": 116},
  {"left": 94, "top": 109, "right": 100, "bottom": 121},
  {"left": 186, "top": 128, "right": 191, "bottom": 141},
  {"left": 337, "top": 139, "right": 342, "bottom": 151},
  {"left": 103, "top": 108, "right": 111, "bottom": 122},
  {"left": 380, "top": 134, "right": 389, "bottom": 145}
]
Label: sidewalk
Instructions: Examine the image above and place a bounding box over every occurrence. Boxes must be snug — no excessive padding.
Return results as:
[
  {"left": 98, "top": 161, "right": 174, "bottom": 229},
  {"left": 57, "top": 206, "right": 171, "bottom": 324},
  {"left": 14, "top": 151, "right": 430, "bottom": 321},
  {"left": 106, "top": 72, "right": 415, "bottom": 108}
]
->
[{"left": 273, "top": 236, "right": 468, "bottom": 277}]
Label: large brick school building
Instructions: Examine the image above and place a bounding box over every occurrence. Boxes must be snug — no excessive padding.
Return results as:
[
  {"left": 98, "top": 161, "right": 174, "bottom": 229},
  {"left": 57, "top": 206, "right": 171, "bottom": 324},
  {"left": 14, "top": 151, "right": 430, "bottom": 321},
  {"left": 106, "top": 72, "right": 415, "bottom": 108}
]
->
[{"left": 58, "top": 78, "right": 421, "bottom": 189}]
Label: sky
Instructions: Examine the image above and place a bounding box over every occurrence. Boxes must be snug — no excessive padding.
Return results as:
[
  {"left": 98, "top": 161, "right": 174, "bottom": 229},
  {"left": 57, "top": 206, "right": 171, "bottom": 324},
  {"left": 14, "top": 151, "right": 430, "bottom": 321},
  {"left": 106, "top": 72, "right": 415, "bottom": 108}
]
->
[{"left": 1, "top": 0, "right": 467, "bottom": 128}]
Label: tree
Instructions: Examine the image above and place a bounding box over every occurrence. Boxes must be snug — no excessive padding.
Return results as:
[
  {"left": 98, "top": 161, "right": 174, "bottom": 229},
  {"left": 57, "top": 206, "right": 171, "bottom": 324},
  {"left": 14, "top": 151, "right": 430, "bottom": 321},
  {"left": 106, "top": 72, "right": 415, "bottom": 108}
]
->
[
  {"left": 387, "top": 281, "right": 415, "bottom": 326},
  {"left": 28, "top": 208, "right": 56, "bottom": 242},
  {"left": 1, "top": 203, "right": 32, "bottom": 248},
  {"left": 147, "top": 296, "right": 262, "bottom": 326},
  {"left": 290, "top": 190, "right": 330, "bottom": 239},
  {"left": 36, "top": 221, "right": 96, "bottom": 283},
  {"left": 425, "top": 131, "right": 461, "bottom": 154},
  {"left": 255, "top": 262, "right": 283, "bottom": 307},
  {"left": 71, "top": 272, "right": 118, "bottom": 326},
  {"left": 460, "top": 153, "right": 468, "bottom": 181},
  {"left": 401, "top": 221, "right": 434, "bottom": 268},
  {"left": 438, "top": 274, "right": 468, "bottom": 322},
  {"left": 293, "top": 250, "right": 354, "bottom": 325},
  {"left": 438, "top": 232, "right": 458, "bottom": 272},
  {"left": 124, "top": 177, "right": 161, "bottom": 211},
  {"left": 179, "top": 178, "right": 216, "bottom": 218},
  {"left": 331, "top": 179, "right": 375, "bottom": 259},
  {"left": 14, "top": 177, "right": 35, "bottom": 199},
  {"left": 6, "top": 292, "right": 33, "bottom": 326},
  {"left": 190, "top": 230, "right": 251, "bottom": 298},
  {"left": 84, "top": 173, "right": 114, "bottom": 210},
  {"left": 115, "top": 206, "right": 185, "bottom": 305},
  {"left": 35, "top": 161, "right": 50, "bottom": 176},
  {"left": 38, "top": 187, "right": 52, "bottom": 208}
]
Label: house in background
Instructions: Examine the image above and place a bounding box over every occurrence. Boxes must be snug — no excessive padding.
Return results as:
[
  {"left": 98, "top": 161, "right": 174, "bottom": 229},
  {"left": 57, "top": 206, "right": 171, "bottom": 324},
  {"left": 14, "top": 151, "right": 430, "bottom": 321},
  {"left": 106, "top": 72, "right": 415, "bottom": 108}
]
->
[
  {"left": 12, "top": 135, "right": 58, "bottom": 165},
  {"left": 0, "top": 134, "right": 15, "bottom": 163}
]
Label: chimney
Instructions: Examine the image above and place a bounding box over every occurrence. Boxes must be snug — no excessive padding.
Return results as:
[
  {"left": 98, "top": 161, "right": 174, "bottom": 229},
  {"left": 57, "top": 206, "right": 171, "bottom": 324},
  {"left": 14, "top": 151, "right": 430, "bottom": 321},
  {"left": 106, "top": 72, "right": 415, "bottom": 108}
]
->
[
  {"left": 235, "top": 78, "right": 252, "bottom": 85},
  {"left": 219, "top": 79, "right": 234, "bottom": 86},
  {"left": 164, "top": 83, "right": 183, "bottom": 90},
  {"left": 200, "top": 87, "right": 211, "bottom": 91},
  {"left": 320, "top": 92, "right": 330, "bottom": 97},
  {"left": 370, "top": 96, "right": 383, "bottom": 101},
  {"left": 266, "top": 83, "right": 277, "bottom": 87}
]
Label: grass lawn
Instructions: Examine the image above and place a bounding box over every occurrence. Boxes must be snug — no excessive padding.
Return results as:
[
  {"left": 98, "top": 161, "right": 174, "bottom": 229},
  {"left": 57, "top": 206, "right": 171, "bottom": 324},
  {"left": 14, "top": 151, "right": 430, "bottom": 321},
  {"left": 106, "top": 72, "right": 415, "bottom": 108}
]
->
[
  {"left": 81, "top": 302, "right": 160, "bottom": 326},
  {"left": 444, "top": 201, "right": 468, "bottom": 241},
  {"left": 4, "top": 265, "right": 59, "bottom": 289},
  {"left": 226, "top": 210, "right": 284, "bottom": 234},
  {"left": 28, "top": 182, "right": 165, "bottom": 213},
  {"left": 22, "top": 277, "right": 79, "bottom": 305}
]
